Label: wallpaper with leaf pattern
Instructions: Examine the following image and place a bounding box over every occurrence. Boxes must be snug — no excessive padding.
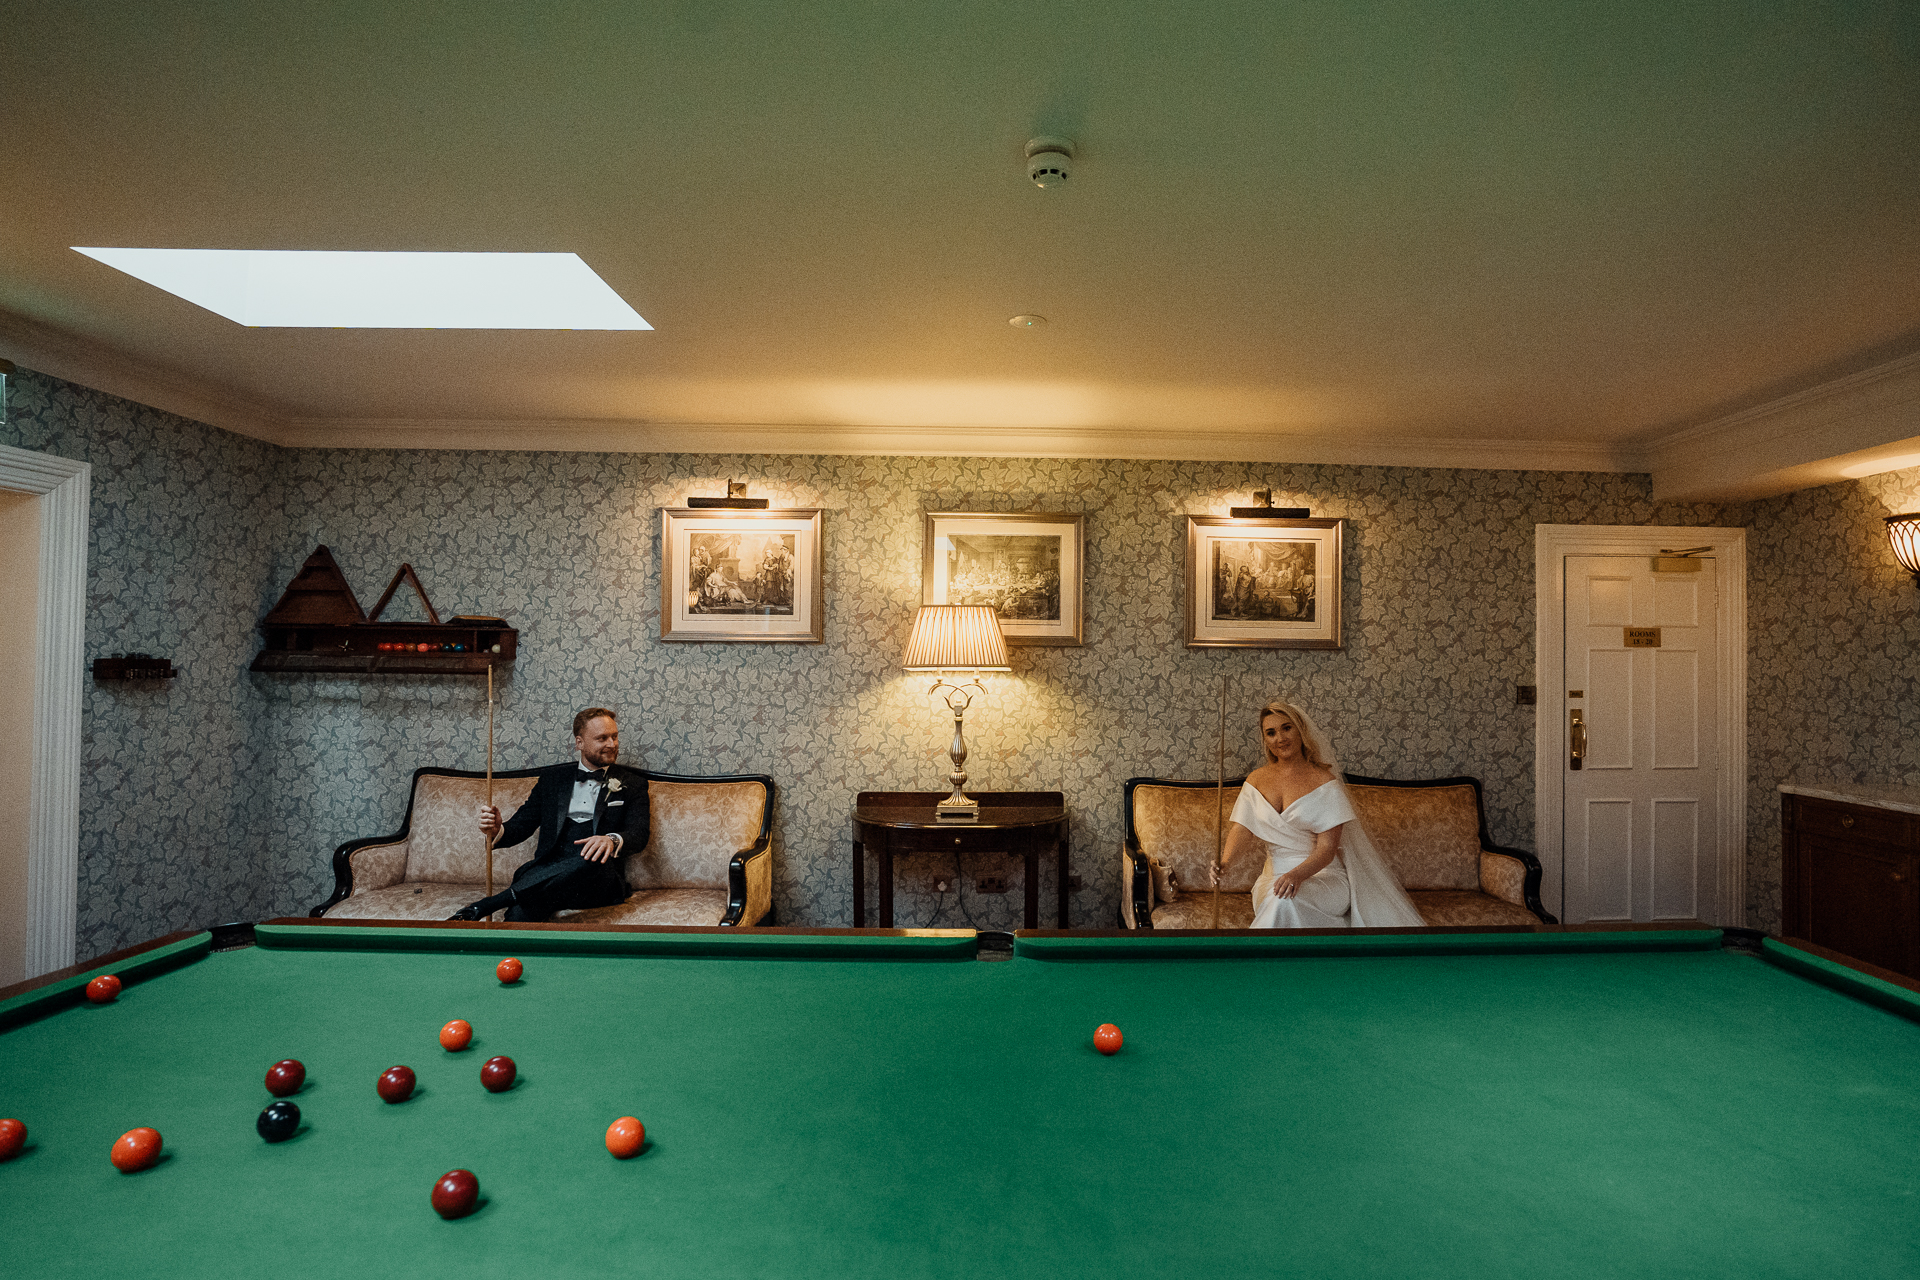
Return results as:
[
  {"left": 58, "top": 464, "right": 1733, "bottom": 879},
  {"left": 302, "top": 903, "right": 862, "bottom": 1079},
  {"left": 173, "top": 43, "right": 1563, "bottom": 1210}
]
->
[
  {"left": 1744, "top": 469, "right": 1920, "bottom": 932},
  {"left": 3, "top": 372, "right": 284, "bottom": 958},
  {"left": 6, "top": 366, "right": 1913, "bottom": 956}
]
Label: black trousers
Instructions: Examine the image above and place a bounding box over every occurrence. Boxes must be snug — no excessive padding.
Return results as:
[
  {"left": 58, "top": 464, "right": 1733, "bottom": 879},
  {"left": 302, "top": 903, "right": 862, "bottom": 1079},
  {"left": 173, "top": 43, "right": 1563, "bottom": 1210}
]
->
[{"left": 506, "top": 820, "right": 629, "bottom": 921}]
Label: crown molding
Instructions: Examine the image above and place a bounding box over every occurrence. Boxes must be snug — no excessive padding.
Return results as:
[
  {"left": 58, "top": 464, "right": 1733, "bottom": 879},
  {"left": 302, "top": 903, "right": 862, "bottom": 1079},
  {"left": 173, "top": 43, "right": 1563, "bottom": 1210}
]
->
[
  {"left": 279, "top": 416, "right": 1636, "bottom": 472},
  {"left": 0, "top": 309, "right": 291, "bottom": 444},
  {"left": 15, "top": 294, "right": 1914, "bottom": 496},
  {"left": 1643, "top": 350, "right": 1920, "bottom": 502}
]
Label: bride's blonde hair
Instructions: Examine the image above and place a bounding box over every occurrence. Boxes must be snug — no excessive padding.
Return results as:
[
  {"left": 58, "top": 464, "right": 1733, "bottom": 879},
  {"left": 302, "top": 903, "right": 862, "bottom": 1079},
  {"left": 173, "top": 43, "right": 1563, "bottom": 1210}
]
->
[{"left": 1256, "top": 698, "right": 1332, "bottom": 767}]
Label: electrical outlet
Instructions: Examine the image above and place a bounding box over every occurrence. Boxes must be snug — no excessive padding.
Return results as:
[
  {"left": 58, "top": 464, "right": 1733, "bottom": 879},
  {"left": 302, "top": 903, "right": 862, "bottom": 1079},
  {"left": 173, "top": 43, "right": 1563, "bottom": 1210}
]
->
[
  {"left": 976, "top": 875, "right": 1009, "bottom": 895},
  {"left": 1067, "top": 874, "right": 1083, "bottom": 891}
]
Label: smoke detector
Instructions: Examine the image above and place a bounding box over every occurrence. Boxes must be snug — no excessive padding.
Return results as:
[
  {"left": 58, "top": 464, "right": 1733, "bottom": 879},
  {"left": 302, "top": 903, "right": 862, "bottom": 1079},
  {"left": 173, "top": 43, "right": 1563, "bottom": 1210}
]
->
[{"left": 1024, "top": 137, "right": 1074, "bottom": 188}]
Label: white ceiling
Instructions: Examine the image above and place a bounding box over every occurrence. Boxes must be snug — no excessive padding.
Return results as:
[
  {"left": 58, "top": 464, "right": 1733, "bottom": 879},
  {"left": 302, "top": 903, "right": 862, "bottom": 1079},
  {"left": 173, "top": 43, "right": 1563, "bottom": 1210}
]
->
[{"left": 4, "top": 2, "right": 1919, "bottom": 498}]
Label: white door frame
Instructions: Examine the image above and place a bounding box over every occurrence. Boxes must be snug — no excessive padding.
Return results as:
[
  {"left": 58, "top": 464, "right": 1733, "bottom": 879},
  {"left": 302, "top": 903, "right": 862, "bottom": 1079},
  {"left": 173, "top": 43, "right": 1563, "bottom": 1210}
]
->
[
  {"left": 0, "top": 442, "right": 88, "bottom": 976},
  {"left": 1534, "top": 524, "right": 1747, "bottom": 927}
]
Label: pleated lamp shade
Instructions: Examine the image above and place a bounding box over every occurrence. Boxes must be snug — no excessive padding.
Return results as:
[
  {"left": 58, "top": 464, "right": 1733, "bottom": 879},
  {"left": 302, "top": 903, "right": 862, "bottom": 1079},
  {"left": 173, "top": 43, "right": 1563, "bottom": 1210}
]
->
[
  {"left": 901, "top": 605, "right": 1011, "bottom": 671},
  {"left": 1888, "top": 514, "right": 1920, "bottom": 582}
]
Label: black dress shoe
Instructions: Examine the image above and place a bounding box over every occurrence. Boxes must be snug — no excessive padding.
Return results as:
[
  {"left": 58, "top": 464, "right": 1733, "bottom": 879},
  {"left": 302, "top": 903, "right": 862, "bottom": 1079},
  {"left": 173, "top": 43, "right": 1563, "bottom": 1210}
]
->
[{"left": 446, "top": 904, "right": 489, "bottom": 922}]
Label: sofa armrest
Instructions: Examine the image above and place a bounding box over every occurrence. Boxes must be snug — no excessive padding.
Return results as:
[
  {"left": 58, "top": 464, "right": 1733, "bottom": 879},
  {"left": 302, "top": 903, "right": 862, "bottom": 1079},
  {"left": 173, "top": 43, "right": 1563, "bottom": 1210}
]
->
[
  {"left": 721, "top": 838, "right": 774, "bottom": 926},
  {"left": 1121, "top": 836, "right": 1154, "bottom": 930},
  {"left": 311, "top": 836, "right": 409, "bottom": 917},
  {"left": 1481, "top": 845, "right": 1556, "bottom": 924}
]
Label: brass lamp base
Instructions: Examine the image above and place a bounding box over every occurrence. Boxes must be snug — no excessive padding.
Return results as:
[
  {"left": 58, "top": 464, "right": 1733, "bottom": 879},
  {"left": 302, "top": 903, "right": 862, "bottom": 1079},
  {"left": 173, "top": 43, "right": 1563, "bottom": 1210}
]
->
[{"left": 935, "top": 797, "right": 980, "bottom": 823}]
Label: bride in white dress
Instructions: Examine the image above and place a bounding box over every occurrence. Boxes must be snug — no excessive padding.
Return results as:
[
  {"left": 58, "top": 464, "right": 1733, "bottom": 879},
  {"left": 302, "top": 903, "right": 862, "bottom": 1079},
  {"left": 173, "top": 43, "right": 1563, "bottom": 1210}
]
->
[{"left": 1210, "top": 699, "right": 1425, "bottom": 929}]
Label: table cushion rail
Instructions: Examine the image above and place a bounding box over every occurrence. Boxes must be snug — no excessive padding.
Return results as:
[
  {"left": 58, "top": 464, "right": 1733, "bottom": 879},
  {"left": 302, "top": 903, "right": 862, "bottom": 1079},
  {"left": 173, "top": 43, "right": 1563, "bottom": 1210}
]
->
[
  {"left": 261, "top": 918, "right": 980, "bottom": 959},
  {"left": 0, "top": 930, "right": 213, "bottom": 1031},
  {"left": 1019, "top": 924, "right": 1723, "bottom": 961}
]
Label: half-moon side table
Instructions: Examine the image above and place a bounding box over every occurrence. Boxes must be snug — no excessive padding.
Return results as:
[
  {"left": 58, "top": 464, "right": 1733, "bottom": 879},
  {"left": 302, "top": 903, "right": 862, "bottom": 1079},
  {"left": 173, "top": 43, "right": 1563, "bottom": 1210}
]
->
[{"left": 852, "top": 791, "right": 1070, "bottom": 929}]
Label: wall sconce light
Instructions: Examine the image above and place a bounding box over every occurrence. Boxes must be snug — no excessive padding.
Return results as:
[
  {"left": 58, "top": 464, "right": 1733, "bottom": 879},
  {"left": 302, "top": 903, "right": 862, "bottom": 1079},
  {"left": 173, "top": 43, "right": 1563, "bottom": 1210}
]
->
[
  {"left": 1887, "top": 514, "right": 1920, "bottom": 589},
  {"left": 900, "top": 605, "right": 1010, "bottom": 822}
]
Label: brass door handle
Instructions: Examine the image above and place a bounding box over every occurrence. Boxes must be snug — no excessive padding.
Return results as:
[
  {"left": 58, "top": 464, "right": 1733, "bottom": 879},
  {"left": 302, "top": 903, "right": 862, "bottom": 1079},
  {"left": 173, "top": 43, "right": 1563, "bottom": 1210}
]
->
[
  {"left": 1840, "top": 815, "right": 1855, "bottom": 828},
  {"left": 1569, "top": 710, "right": 1586, "bottom": 770}
]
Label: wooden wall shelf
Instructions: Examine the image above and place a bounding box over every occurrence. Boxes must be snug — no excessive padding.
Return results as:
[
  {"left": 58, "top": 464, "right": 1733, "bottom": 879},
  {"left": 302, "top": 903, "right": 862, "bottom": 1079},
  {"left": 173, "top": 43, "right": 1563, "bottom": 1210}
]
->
[
  {"left": 92, "top": 654, "right": 177, "bottom": 680},
  {"left": 250, "top": 623, "right": 517, "bottom": 674},
  {"left": 251, "top": 545, "right": 517, "bottom": 676}
]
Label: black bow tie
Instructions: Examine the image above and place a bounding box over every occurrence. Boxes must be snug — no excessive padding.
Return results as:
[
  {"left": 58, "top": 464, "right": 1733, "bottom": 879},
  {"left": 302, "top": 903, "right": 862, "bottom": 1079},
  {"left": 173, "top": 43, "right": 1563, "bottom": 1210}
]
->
[{"left": 580, "top": 768, "right": 608, "bottom": 784}]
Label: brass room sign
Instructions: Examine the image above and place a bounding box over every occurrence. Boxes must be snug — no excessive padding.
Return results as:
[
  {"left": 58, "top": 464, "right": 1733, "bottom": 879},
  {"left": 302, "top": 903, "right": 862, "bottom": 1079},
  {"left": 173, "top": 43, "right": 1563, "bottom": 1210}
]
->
[{"left": 1624, "top": 627, "right": 1662, "bottom": 648}]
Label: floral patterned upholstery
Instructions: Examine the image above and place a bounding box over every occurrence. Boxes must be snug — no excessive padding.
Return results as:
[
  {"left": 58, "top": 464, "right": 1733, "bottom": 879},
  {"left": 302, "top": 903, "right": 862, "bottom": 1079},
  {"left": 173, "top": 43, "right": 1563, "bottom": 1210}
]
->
[
  {"left": 346, "top": 841, "right": 408, "bottom": 894},
  {"left": 1130, "top": 784, "right": 1258, "bottom": 895},
  {"left": 1149, "top": 894, "right": 1258, "bottom": 930},
  {"left": 557, "top": 889, "right": 730, "bottom": 927},
  {"left": 1345, "top": 783, "right": 1482, "bottom": 891},
  {"left": 401, "top": 774, "right": 540, "bottom": 883},
  {"left": 317, "top": 768, "right": 774, "bottom": 925},
  {"left": 1479, "top": 850, "right": 1530, "bottom": 908},
  {"left": 326, "top": 882, "right": 490, "bottom": 921},
  {"left": 624, "top": 780, "right": 768, "bottom": 891},
  {"left": 1406, "top": 890, "right": 1540, "bottom": 928}
]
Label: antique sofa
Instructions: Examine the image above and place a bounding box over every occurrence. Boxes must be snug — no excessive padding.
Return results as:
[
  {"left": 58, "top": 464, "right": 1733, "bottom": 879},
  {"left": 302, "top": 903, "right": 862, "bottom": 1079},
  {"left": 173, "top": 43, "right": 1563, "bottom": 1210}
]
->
[
  {"left": 311, "top": 765, "right": 776, "bottom": 926},
  {"left": 1121, "top": 773, "right": 1552, "bottom": 929}
]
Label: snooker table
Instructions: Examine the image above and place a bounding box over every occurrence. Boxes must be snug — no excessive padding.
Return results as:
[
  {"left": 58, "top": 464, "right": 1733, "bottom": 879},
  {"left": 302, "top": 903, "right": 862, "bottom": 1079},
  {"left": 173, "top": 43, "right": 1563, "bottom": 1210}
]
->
[{"left": 3, "top": 919, "right": 1919, "bottom": 1280}]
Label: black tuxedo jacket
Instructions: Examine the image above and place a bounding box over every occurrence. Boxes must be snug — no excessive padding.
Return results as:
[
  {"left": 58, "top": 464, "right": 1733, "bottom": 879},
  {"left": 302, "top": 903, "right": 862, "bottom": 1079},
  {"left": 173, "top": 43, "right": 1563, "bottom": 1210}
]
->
[{"left": 499, "top": 762, "right": 650, "bottom": 863}]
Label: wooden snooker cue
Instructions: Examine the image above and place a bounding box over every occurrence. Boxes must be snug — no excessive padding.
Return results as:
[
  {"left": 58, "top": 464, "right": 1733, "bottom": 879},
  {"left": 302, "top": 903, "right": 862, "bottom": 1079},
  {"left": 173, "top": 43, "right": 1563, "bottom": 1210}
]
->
[
  {"left": 484, "top": 663, "right": 496, "bottom": 897},
  {"left": 1211, "top": 677, "right": 1227, "bottom": 929}
]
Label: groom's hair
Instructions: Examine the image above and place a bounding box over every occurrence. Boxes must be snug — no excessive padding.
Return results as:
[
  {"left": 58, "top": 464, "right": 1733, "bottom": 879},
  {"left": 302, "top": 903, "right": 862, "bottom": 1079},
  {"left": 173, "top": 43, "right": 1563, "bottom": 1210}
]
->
[{"left": 573, "top": 707, "right": 618, "bottom": 737}]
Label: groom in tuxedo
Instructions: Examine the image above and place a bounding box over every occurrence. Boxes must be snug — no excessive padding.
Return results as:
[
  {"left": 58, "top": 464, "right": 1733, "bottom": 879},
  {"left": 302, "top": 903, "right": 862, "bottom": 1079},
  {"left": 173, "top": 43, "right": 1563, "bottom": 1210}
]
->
[{"left": 448, "top": 707, "right": 650, "bottom": 922}]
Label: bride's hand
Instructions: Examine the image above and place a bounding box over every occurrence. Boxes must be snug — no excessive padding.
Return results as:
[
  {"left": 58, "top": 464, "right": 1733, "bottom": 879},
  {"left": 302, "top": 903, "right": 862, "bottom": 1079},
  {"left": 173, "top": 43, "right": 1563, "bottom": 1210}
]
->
[
  {"left": 1207, "top": 863, "right": 1222, "bottom": 888},
  {"left": 1273, "top": 873, "right": 1299, "bottom": 899}
]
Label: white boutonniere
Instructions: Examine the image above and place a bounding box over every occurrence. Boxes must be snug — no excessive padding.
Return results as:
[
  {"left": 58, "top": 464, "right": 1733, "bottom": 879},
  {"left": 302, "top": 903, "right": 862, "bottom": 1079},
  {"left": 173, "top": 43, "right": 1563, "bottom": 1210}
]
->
[{"left": 607, "top": 778, "right": 623, "bottom": 793}]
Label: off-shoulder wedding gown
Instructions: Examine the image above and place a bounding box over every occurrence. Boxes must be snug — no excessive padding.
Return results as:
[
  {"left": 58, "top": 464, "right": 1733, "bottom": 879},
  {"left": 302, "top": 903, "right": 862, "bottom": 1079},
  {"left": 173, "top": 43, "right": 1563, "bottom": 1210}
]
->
[{"left": 1230, "top": 779, "right": 1425, "bottom": 929}]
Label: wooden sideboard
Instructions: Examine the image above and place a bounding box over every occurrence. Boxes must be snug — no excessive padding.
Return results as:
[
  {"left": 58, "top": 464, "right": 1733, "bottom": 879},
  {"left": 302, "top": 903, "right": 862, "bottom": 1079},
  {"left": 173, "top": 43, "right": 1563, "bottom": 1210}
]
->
[{"left": 1782, "top": 784, "right": 1920, "bottom": 979}]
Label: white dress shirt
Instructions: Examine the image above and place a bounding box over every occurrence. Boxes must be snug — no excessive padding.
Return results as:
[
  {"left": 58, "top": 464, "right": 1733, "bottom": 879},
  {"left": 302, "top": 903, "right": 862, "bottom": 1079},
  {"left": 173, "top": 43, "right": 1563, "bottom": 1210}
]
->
[{"left": 568, "top": 762, "right": 623, "bottom": 850}]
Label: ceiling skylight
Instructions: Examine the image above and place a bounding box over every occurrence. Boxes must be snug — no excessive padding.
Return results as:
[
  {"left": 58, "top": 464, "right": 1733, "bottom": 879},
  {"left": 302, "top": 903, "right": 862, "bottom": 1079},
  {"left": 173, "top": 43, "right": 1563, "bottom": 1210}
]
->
[{"left": 71, "top": 249, "right": 651, "bottom": 330}]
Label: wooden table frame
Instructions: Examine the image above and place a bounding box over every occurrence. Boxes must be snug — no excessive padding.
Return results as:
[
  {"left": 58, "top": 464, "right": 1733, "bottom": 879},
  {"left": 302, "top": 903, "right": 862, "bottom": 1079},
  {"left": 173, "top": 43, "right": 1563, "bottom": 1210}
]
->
[{"left": 851, "top": 791, "right": 1070, "bottom": 928}]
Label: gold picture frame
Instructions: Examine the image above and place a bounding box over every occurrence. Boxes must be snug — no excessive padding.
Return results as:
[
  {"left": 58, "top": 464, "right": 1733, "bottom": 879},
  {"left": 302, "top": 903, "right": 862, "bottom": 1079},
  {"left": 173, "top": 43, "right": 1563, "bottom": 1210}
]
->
[
  {"left": 660, "top": 508, "right": 824, "bottom": 643},
  {"left": 1185, "top": 516, "right": 1343, "bottom": 649},
  {"left": 922, "top": 511, "right": 1085, "bottom": 646}
]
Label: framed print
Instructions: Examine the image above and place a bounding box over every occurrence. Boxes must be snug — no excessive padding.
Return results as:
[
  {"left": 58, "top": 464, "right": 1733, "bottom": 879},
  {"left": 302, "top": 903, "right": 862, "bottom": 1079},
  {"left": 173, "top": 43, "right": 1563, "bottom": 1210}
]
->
[
  {"left": 1185, "top": 516, "right": 1343, "bottom": 649},
  {"left": 660, "top": 508, "right": 823, "bottom": 643},
  {"left": 922, "top": 511, "right": 1084, "bottom": 646}
]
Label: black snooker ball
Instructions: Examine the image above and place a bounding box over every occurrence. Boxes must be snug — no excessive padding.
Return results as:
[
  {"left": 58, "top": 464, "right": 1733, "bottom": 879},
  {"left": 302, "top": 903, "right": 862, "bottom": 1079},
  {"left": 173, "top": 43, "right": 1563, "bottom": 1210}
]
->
[{"left": 256, "top": 1100, "right": 300, "bottom": 1143}]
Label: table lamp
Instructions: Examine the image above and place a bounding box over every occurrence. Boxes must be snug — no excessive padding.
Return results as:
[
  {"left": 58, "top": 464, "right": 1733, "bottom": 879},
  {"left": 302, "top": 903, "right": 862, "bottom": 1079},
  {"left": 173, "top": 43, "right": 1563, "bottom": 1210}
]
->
[{"left": 901, "top": 604, "right": 1011, "bottom": 822}]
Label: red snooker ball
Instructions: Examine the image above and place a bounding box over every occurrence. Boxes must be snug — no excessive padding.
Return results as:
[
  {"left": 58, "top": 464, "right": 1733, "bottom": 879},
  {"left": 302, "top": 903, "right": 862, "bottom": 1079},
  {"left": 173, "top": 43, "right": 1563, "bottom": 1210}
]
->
[
  {"left": 0, "top": 1118, "right": 24, "bottom": 1161},
  {"left": 432, "top": 1169, "right": 479, "bottom": 1219},
  {"left": 85, "top": 974, "right": 121, "bottom": 1004},
  {"left": 264, "top": 1059, "right": 306, "bottom": 1097},
  {"left": 479, "top": 1056, "right": 517, "bottom": 1093},
  {"left": 439, "top": 1019, "right": 473, "bottom": 1052},
  {"left": 1094, "top": 1023, "right": 1124, "bottom": 1055},
  {"left": 377, "top": 1065, "right": 417, "bottom": 1103},
  {"left": 605, "top": 1116, "right": 645, "bottom": 1159},
  {"left": 495, "top": 957, "right": 522, "bottom": 984},
  {"left": 110, "top": 1126, "right": 162, "bottom": 1173}
]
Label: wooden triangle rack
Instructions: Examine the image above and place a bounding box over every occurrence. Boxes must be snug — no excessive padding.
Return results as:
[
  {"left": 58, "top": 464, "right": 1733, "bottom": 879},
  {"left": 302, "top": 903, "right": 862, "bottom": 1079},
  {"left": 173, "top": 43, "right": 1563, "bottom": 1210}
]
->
[{"left": 368, "top": 563, "right": 441, "bottom": 625}]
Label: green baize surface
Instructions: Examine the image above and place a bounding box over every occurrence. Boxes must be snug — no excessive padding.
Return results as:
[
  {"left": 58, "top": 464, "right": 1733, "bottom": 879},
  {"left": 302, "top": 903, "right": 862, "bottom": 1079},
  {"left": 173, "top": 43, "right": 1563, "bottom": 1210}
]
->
[{"left": 3, "top": 932, "right": 1919, "bottom": 1279}]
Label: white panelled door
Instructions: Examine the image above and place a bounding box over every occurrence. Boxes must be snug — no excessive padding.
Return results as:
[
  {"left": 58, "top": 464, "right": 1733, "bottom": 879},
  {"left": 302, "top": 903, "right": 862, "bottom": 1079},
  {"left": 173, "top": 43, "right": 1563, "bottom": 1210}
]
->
[{"left": 1562, "top": 555, "right": 1719, "bottom": 924}]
